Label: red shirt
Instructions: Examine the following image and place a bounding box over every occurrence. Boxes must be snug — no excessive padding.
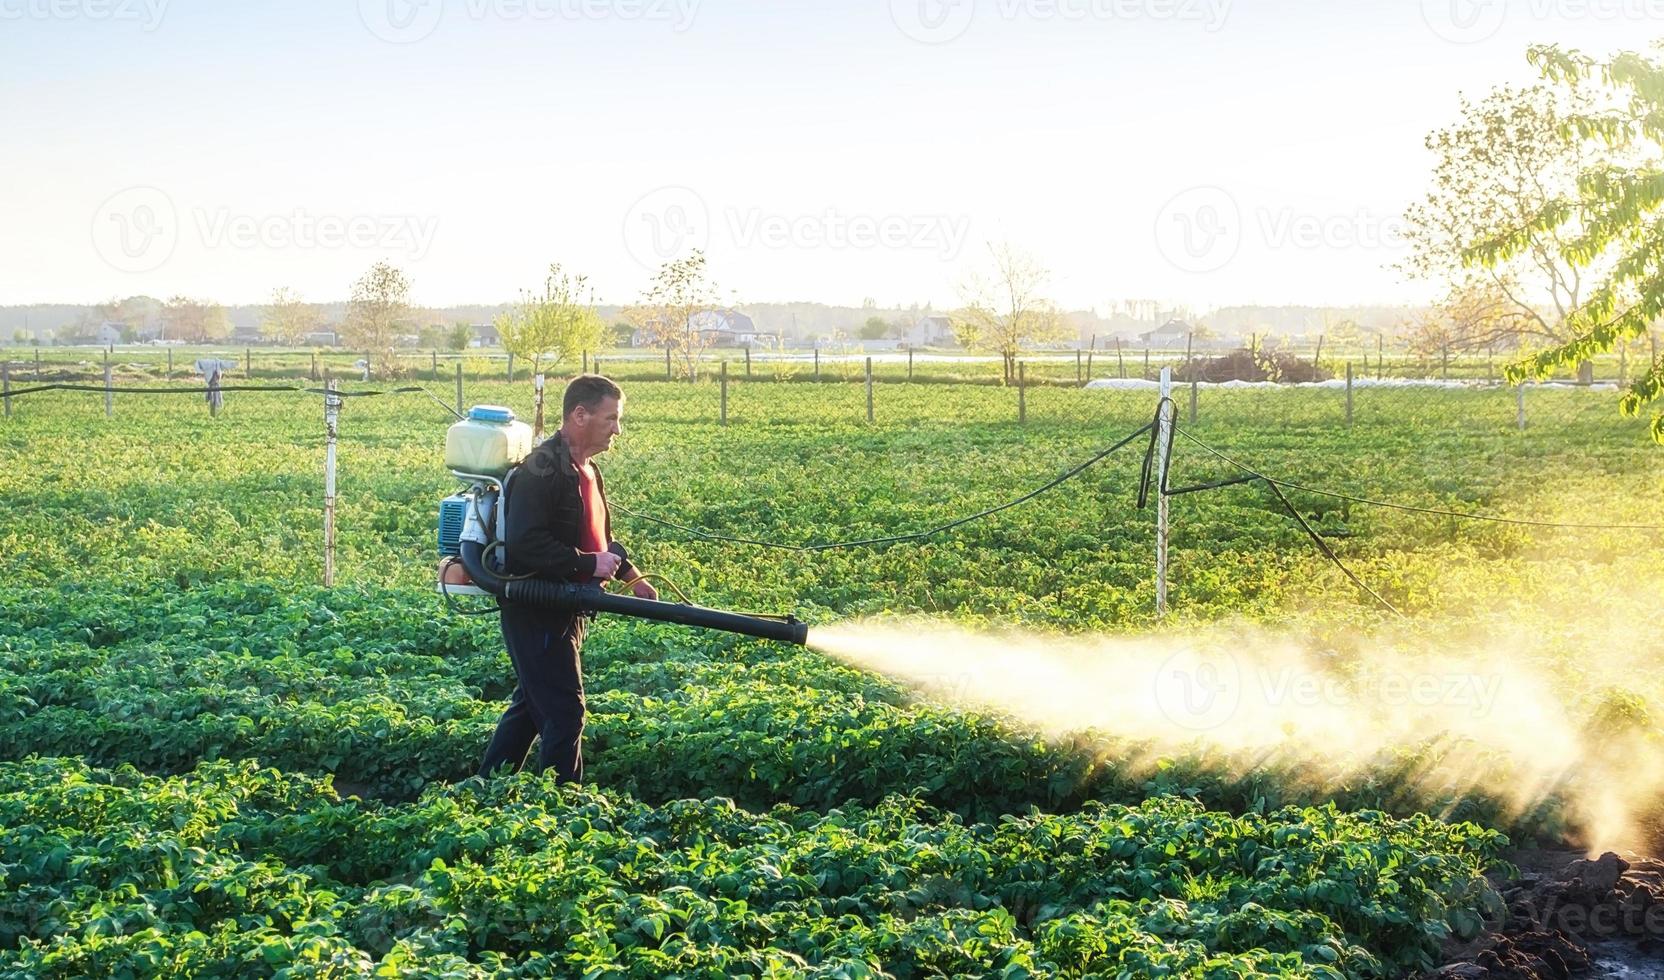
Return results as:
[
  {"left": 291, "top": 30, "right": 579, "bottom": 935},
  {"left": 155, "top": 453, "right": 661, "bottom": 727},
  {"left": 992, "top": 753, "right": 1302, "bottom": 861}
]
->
[{"left": 574, "top": 460, "right": 608, "bottom": 565}]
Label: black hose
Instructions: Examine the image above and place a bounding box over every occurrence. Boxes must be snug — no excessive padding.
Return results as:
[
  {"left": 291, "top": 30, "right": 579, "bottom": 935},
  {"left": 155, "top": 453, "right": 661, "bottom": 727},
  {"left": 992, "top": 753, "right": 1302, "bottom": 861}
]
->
[{"left": 457, "top": 540, "right": 807, "bottom": 645}]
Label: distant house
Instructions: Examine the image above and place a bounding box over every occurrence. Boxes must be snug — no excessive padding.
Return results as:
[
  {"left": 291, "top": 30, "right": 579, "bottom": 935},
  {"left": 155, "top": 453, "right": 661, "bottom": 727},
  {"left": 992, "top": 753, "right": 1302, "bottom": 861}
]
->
[
  {"left": 231, "top": 323, "right": 264, "bottom": 344},
  {"left": 304, "top": 330, "right": 339, "bottom": 347},
  {"left": 94, "top": 322, "right": 124, "bottom": 346},
  {"left": 689, "top": 309, "right": 759, "bottom": 346},
  {"left": 1139, "top": 318, "right": 1195, "bottom": 347},
  {"left": 470, "top": 322, "right": 500, "bottom": 348},
  {"left": 906, "top": 315, "right": 956, "bottom": 347}
]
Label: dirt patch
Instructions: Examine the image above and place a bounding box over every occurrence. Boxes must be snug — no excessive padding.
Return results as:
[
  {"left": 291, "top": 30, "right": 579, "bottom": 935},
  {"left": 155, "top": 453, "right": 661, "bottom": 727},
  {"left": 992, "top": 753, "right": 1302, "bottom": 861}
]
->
[{"left": 1427, "top": 851, "right": 1664, "bottom": 979}]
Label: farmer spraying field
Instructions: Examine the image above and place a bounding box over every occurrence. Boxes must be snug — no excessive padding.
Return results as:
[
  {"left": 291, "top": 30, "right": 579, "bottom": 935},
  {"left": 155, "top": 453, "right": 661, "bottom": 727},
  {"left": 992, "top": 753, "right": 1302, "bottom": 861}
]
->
[{"left": 437, "top": 374, "right": 806, "bottom": 781}]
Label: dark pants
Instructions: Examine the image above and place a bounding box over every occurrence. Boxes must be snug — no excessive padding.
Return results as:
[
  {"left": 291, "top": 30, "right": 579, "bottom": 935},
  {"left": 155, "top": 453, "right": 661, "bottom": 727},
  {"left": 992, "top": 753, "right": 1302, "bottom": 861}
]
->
[{"left": 477, "top": 603, "right": 588, "bottom": 782}]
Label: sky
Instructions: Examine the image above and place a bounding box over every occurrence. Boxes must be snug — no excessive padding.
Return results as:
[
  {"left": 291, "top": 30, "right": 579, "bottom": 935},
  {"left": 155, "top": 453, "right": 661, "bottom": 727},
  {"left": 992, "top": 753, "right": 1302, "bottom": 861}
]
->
[{"left": 0, "top": 0, "right": 1658, "bottom": 312}]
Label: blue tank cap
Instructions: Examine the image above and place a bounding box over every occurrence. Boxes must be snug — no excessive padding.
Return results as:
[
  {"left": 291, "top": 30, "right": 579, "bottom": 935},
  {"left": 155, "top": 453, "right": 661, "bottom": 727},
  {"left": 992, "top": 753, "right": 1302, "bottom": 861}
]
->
[{"left": 468, "top": 405, "right": 516, "bottom": 423}]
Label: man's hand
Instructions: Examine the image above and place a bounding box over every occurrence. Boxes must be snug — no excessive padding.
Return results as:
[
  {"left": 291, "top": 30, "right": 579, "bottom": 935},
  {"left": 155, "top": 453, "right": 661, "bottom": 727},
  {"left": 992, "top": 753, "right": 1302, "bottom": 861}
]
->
[
  {"left": 630, "top": 577, "right": 658, "bottom": 601},
  {"left": 591, "top": 551, "right": 622, "bottom": 580}
]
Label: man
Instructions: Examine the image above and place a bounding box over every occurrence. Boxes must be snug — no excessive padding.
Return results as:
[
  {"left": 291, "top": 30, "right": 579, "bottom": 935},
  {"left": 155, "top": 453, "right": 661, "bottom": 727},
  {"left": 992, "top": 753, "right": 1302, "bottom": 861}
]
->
[{"left": 477, "top": 374, "right": 657, "bottom": 782}]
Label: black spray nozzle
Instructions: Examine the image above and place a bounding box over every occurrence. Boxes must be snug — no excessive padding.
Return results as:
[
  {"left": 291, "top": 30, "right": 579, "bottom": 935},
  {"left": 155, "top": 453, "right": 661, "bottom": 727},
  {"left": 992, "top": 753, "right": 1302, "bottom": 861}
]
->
[{"left": 458, "top": 540, "right": 807, "bottom": 645}]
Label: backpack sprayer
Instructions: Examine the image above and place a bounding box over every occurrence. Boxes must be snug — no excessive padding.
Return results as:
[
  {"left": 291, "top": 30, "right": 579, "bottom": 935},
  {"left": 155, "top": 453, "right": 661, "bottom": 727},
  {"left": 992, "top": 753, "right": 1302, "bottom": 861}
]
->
[{"left": 433, "top": 405, "right": 808, "bottom": 646}]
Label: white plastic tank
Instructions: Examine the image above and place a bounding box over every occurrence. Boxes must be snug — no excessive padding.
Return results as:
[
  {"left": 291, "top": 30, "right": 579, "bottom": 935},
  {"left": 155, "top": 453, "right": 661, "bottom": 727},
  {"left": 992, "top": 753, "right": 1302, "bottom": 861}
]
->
[{"left": 445, "top": 405, "right": 533, "bottom": 476}]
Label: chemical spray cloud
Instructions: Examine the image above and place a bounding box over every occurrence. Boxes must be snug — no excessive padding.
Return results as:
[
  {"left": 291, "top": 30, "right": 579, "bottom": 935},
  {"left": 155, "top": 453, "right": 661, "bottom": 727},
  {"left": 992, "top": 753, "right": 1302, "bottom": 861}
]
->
[{"left": 811, "top": 619, "right": 1664, "bottom": 852}]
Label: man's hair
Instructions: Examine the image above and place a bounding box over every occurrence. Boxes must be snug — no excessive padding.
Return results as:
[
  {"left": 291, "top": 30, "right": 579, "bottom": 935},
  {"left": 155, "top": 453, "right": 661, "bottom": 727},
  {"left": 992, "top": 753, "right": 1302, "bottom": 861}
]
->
[{"left": 563, "top": 374, "right": 623, "bottom": 418}]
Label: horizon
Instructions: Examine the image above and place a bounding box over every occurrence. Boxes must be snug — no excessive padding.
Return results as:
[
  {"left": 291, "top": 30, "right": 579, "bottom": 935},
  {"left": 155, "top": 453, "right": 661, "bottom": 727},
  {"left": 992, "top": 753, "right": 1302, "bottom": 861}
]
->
[{"left": 2, "top": 2, "right": 1658, "bottom": 311}]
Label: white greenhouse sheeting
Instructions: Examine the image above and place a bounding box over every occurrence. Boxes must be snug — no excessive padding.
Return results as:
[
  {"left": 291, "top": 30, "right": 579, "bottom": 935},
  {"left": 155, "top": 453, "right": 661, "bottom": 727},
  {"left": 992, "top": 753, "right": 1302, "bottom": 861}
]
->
[{"left": 1083, "top": 377, "right": 1619, "bottom": 392}]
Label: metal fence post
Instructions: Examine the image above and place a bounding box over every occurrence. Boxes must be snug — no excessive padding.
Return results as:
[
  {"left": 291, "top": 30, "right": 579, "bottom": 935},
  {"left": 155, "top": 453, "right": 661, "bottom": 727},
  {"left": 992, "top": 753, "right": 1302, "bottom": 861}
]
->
[
  {"left": 310, "top": 351, "right": 318, "bottom": 381},
  {"left": 455, "top": 362, "right": 464, "bottom": 415},
  {"left": 1085, "top": 349, "right": 1093, "bottom": 382},
  {"left": 246, "top": 346, "right": 253, "bottom": 379},
  {"left": 908, "top": 347, "right": 914, "bottom": 381},
  {"left": 1156, "top": 367, "right": 1173, "bottom": 617},
  {"left": 1018, "top": 362, "right": 1026, "bottom": 424},
  {"left": 165, "top": 347, "right": 172, "bottom": 380},
  {"left": 865, "top": 356, "right": 874, "bottom": 423},
  {"left": 1144, "top": 347, "right": 1150, "bottom": 380},
  {"left": 1345, "top": 361, "right": 1354, "bottom": 428},
  {"left": 1117, "top": 339, "right": 1126, "bottom": 379},
  {"left": 432, "top": 350, "right": 438, "bottom": 378},
  {"left": 104, "top": 350, "right": 112, "bottom": 418},
  {"left": 744, "top": 345, "right": 751, "bottom": 378},
  {"left": 1075, "top": 349, "right": 1082, "bottom": 385},
  {"left": 2, "top": 361, "right": 10, "bottom": 418},
  {"left": 720, "top": 360, "right": 729, "bottom": 426},
  {"left": 814, "top": 347, "right": 820, "bottom": 381},
  {"left": 323, "top": 380, "right": 341, "bottom": 588}
]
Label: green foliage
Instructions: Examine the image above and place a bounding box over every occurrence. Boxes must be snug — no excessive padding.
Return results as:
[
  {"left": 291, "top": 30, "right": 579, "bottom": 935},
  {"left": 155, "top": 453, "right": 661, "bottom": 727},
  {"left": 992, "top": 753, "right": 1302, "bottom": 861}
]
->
[{"left": 0, "top": 758, "right": 1503, "bottom": 977}]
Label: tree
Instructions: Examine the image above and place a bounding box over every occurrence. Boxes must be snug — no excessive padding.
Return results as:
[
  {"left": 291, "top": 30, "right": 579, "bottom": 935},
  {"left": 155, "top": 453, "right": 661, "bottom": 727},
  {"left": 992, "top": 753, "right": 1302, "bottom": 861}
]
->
[
  {"left": 342, "top": 262, "right": 411, "bottom": 377},
  {"left": 417, "top": 323, "right": 449, "bottom": 349},
  {"left": 263, "top": 287, "right": 317, "bottom": 346},
  {"left": 161, "top": 296, "right": 230, "bottom": 343},
  {"left": 1472, "top": 45, "right": 1664, "bottom": 441},
  {"left": 859, "top": 316, "right": 889, "bottom": 341},
  {"left": 496, "top": 264, "right": 606, "bottom": 377},
  {"left": 953, "top": 243, "right": 1068, "bottom": 384},
  {"left": 447, "top": 322, "right": 473, "bottom": 351},
  {"left": 1402, "top": 82, "right": 1607, "bottom": 380},
  {"left": 625, "top": 250, "right": 721, "bottom": 380}
]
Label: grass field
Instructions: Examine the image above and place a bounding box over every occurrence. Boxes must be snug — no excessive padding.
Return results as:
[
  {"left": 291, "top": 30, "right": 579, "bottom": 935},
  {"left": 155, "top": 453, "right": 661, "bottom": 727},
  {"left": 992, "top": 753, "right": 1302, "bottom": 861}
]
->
[{"left": 1, "top": 378, "right": 1660, "bottom": 976}]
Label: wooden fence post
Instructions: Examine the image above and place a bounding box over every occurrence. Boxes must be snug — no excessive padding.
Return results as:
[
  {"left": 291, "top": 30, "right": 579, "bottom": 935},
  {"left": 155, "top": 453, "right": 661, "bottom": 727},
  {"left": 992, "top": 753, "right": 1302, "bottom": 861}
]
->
[
  {"left": 582, "top": 350, "right": 589, "bottom": 374},
  {"left": 665, "top": 347, "right": 673, "bottom": 380},
  {"left": 432, "top": 350, "right": 438, "bottom": 378},
  {"left": 1075, "top": 349, "right": 1082, "bottom": 385},
  {"left": 455, "top": 362, "right": 464, "bottom": 415},
  {"left": 908, "top": 347, "right": 914, "bottom": 381},
  {"left": 506, "top": 352, "right": 515, "bottom": 383},
  {"left": 104, "top": 349, "right": 112, "bottom": 418},
  {"left": 1018, "top": 362, "right": 1026, "bottom": 425},
  {"left": 744, "top": 345, "right": 751, "bottom": 378},
  {"left": 165, "top": 347, "right": 172, "bottom": 380},
  {"left": 246, "top": 346, "right": 253, "bottom": 379},
  {"left": 323, "top": 380, "right": 341, "bottom": 587},
  {"left": 2, "top": 361, "right": 10, "bottom": 418},
  {"left": 1516, "top": 384, "right": 1527, "bottom": 431},
  {"left": 1117, "top": 339, "right": 1126, "bottom": 379},
  {"left": 865, "top": 356, "right": 874, "bottom": 423},
  {"left": 720, "top": 360, "right": 728, "bottom": 426},
  {"left": 814, "top": 348, "right": 820, "bottom": 381}
]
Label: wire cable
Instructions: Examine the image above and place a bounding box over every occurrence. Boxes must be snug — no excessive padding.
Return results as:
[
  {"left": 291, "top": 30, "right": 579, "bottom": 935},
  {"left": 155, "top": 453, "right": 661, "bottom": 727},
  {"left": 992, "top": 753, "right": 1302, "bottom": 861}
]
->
[
  {"left": 1173, "top": 426, "right": 1664, "bottom": 532},
  {"left": 613, "top": 420, "right": 1155, "bottom": 552}
]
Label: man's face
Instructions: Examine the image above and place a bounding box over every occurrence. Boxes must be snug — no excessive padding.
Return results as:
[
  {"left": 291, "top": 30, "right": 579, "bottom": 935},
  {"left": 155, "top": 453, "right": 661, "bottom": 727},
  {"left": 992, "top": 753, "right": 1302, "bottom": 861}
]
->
[{"left": 572, "top": 395, "right": 622, "bottom": 456}]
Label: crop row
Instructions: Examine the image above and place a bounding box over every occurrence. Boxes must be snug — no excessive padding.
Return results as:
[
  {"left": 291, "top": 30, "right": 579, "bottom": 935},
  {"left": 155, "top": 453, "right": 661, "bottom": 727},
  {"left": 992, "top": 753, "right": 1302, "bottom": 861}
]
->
[{"left": 0, "top": 757, "right": 1506, "bottom": 978}]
